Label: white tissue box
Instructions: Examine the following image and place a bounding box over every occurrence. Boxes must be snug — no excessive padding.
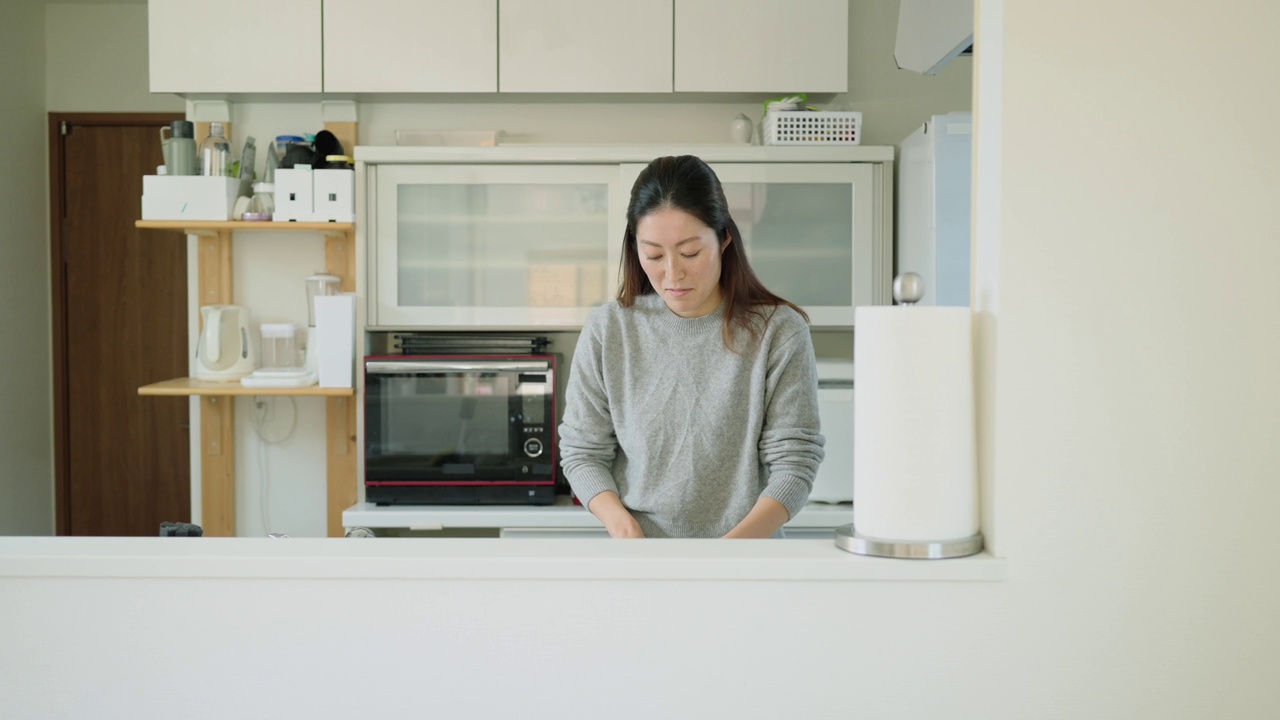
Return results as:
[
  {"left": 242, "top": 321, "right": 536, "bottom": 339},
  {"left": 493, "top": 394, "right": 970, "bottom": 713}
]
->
[
  {"left": 273, "top": 167, "right": 314, "bottom": 222},
  {"left": 141, "top": 176, "right": 240, "bottom": 221}
]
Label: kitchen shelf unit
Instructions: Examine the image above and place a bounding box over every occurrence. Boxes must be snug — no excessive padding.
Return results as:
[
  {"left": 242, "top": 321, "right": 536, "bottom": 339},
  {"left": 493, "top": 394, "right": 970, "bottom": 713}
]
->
[
  {"left": 133, "top": 218, "right": 358, "bottom": 539},
  {"left": 137, "top": 378, "right": 354, "bottom": 397}
]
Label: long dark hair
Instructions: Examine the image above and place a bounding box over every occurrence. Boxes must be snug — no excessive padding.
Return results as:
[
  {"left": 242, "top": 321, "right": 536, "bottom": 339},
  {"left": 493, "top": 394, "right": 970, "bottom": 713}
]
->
[{"left": 617, "top": 155, "right": 807, "bottom": 349}]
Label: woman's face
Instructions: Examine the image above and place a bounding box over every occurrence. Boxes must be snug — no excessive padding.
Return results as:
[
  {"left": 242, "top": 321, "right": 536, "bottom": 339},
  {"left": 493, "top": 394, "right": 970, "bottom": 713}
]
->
[{"left": 635, "top": 207, "right": 726, "bottom": 318}]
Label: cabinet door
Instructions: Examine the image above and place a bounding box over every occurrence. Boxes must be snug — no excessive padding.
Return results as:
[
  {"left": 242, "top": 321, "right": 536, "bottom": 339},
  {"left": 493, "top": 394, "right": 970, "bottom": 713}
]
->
[
  {"left": 149, "top": 0, "right": 321, "bottom": 93},
  {"left": 621, "top": 163, "right": 883, "bottom": 327},
  {"left": 324, "top": 1, "right": 497, "bottom": 92},
  {"left": 674, "top": 0, "right": 848, "bottom": 92},
  {"left": 499, "top": 0, "right": 672, "bottom": 92},
  {"left": 369, "top": 165, "right": 624, "bottom": 328}
]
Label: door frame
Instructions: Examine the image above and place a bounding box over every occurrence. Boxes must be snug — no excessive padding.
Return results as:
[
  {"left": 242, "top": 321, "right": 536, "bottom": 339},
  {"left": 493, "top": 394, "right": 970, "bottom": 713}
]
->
[{"left": 48, "top": 112, "right": 184, "bottom": 535}]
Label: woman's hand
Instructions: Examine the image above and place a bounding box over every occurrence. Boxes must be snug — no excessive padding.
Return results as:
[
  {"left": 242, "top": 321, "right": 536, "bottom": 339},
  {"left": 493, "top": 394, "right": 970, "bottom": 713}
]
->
[
  {"left": 723, "top": 497, "right": 790, "bottom": 538},
  {"left": 588, "top": 491, "right": 646, "bottom": 539}
]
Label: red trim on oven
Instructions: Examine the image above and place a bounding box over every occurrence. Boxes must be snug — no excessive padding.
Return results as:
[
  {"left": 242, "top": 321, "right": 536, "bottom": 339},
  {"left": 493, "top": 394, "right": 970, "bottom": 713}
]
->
[
  {"left": 364, "top": 354, "right": 554, "bottom": 361},
  {"left": 365, "top": 481, "right": 555, "bottom": 487}
]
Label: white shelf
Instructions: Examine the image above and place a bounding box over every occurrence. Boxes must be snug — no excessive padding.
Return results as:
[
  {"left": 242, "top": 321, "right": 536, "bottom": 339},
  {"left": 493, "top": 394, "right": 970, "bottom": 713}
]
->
[
  {"left": 343, "top": 496, "right": 853, "bottom": 531},
  {"left": 355, "top": 144, "right": 895, "bottom": 165},
  {"left": 398, "top": 214, "right": 607, "bottom": 225}
]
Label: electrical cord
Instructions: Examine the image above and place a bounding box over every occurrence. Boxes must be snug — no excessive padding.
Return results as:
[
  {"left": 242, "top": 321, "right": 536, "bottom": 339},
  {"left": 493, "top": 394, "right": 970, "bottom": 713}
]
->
[{"left": 250, "top": 396, "right": 298, "bottom": 534}]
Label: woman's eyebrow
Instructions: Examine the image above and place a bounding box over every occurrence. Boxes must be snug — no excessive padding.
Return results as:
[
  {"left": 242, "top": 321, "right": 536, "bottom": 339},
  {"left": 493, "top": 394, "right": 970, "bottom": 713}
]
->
[{"left": 639, "top": 236, "right": 703, "bottom": 247}]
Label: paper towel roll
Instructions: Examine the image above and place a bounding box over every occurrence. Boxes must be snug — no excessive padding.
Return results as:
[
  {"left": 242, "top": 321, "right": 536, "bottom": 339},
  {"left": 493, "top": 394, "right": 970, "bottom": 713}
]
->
[{"left": 853, "top": 306, "right": 977, "bottom": 541}]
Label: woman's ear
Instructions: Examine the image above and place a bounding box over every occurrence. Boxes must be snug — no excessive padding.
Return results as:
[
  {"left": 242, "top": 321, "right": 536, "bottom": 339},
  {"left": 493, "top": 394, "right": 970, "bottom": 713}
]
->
[{"left": 721, "top": 233, "right": 733, "bottom": 252}]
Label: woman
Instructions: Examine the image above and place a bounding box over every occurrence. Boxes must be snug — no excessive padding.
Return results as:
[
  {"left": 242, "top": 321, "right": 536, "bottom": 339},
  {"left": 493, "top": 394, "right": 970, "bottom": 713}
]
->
[{"left": 558, "top": 155, "right": 825, "bottom": 539}]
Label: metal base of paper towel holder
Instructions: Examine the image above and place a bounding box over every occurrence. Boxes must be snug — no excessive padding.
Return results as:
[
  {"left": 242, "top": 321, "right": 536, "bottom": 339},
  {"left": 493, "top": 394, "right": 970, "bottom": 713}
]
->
[{"left": 833, "top": 524, "right": 984, "bottom": 559}]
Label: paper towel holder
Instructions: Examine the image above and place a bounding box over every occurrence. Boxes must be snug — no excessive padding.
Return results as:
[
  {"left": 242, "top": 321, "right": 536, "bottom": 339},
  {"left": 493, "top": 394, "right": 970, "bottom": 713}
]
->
[
  {"left": 892, "top": 271, "right": 925, "bottom": 305},
  {"left": 833, "top": 271, "right": 984, "bottom": 559},
  {"left": 833, "top": 526, "right": 983, "bottom": 559}
]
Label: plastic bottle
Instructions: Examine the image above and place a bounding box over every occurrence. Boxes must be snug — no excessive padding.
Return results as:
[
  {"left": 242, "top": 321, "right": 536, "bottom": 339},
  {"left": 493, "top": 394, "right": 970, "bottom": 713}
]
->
[{"left": 199, "top": 122, "right": 233, "bottom": 177}]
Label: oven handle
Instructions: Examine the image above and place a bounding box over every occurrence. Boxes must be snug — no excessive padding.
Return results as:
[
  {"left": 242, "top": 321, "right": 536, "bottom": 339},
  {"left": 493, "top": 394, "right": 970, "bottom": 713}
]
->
[{"left": 366, "top": 360, "right": 551, "bottom": 375}]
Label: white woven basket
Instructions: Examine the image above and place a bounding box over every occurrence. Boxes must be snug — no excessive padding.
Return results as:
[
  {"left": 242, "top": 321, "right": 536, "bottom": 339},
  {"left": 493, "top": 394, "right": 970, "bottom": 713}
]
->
[{"left": 763, "top": 110, "right": 862, "bottom": 145}]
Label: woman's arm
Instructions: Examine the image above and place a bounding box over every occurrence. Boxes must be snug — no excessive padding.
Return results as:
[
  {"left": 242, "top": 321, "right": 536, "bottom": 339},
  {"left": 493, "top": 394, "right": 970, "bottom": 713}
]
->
[
  {"left": 723, "top": 496, "right": 789, "bottom": 538},
  {"left": 588, "top": 491, "right": 645, "bottom": 538},
  {"left": 755, "top": 322, "right": 827, "bottom": 522},
  {"left": 558, "top": 317, "right": 624, "bottom": 511}
]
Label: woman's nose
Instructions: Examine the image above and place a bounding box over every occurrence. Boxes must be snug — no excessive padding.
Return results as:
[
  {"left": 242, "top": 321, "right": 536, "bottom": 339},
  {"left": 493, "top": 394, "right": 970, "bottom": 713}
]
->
[{"left": 665, "top": 256, "right": 683, "bottom": 278}]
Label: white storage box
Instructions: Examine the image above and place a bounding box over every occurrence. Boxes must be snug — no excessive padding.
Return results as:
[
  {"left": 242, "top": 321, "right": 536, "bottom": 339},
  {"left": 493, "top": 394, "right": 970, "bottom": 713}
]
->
[
  {"left": 763, "top": 111, "right": 862, "bottom": 145},
  {"left": 141, "top": 176, "right": 240, "bottom": 221},
  {"left": 312, "top": 168, "right": 355, "bottom": 223},
  {"left": 273, "top": 166, "right": 314, "bottom": 222}
]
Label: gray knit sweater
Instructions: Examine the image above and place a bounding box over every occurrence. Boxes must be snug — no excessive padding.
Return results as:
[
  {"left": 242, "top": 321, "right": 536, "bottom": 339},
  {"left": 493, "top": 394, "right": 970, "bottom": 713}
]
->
[{"left": 558, "top": 292, "right": 825, "bottom": 538}]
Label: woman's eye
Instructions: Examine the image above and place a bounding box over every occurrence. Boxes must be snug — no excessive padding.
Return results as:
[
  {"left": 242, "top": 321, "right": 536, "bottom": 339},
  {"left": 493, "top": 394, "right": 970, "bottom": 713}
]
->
[
  {"left": 645, "top": 255, "right": 661, "bottom": 262},
  {"left": 681, "top": 251, "right": 701, "bottom": 259}
]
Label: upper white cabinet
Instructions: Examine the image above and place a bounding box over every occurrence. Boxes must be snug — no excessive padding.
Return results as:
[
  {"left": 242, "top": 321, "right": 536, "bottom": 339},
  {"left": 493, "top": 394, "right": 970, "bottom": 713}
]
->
[
  {"left": 499, "top": 0, "right": 672, "bottom": 93},
  {"left": 149, "top": 0, "right": 322, "bottom": 94},
  {"left": 323, "top": 1, "right": 496, "bottom": 92},
  {"left": 674, "top": 0, "right": 848, "bottom": 92},
  {"left": 149, "top": 0, "right": 848, "bottom": 95}
]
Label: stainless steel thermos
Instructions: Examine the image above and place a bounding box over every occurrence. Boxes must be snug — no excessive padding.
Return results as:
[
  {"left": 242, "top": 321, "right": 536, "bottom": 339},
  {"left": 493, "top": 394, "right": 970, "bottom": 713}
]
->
[{"left": 161, "top": 120, "right": 197, "bottom": 176}]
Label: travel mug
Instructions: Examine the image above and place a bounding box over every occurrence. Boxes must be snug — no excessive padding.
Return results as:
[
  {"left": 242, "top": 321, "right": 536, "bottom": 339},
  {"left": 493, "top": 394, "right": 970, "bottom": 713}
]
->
[{"left": 166, "top": 121, "right": 198, "bottom": 176}]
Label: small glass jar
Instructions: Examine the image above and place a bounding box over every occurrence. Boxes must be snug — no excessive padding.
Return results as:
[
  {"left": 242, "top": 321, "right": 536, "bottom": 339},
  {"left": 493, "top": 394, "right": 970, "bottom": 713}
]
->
[
  {"left": 243, "top": 182, "right": 275, "bottom": 222},
  {"left": 259, "top": 323, "right": 299, "bottom": 370}
]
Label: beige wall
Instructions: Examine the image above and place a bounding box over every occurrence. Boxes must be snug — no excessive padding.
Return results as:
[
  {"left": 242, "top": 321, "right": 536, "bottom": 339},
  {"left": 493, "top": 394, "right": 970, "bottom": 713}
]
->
[
  {"left": 354, "top": 1, "right": 971, "bottom": 147},
  {"left": 45, "top": 3, "right": 183, "bottom": 112},
  {"left": 0, "top": 1, "right": 53, "bottom": 535},
  {"left": 981, "top": 0, "right": 1280, "bottom": 713}
]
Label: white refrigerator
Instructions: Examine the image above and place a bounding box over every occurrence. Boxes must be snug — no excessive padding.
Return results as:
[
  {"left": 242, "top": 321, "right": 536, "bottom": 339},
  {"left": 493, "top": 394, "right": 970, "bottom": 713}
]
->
[{"left": 896, "top": 112, "right": 973, "bottom": 307}]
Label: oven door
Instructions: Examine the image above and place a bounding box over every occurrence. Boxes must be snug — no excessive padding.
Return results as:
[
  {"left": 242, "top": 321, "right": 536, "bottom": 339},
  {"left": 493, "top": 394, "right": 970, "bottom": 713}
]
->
[{"left": 364, "top": 358, "right": 555, "bottom": 489}]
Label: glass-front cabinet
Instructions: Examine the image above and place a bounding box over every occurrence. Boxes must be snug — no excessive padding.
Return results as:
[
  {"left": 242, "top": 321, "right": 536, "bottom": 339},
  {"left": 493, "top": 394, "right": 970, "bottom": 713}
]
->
[
  {"left": 620, "top": 162, "right": 883, "bottom": 327},
  {"left": 363, "top": 147, "right": 891, "bottom": 329},
  {"left": 369, "top": 164, "right": 625, "bottom": 328}
]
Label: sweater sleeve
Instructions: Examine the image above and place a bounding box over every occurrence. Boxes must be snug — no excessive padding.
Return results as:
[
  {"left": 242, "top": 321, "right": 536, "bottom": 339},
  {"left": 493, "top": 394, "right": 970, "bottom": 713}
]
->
[
  {"left": 757, "top": 323, "right": 826, "bottom": 519},
  {"left": 557, "top": 314, "right": 619, "bottom": 506}
]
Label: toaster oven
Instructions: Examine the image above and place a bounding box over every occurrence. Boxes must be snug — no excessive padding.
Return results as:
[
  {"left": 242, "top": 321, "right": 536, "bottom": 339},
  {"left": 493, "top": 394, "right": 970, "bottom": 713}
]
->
[{"left": 363, "top": 354, "right": 557, "bottom": 505}]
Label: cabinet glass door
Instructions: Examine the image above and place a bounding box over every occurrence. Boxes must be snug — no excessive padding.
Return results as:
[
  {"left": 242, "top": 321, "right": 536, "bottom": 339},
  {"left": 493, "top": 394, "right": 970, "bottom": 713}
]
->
[
  {"left": 620, "top": 163, "right": 883, "bottom": 327},
  {"left": 370, "top": 165, "right": 623, "bottom": 328}
]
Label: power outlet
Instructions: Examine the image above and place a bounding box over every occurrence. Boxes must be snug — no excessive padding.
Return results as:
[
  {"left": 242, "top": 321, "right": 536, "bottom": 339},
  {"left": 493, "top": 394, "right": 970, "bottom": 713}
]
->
[{"left": 255, "top": 397, "right": 276, "bottom": 426}]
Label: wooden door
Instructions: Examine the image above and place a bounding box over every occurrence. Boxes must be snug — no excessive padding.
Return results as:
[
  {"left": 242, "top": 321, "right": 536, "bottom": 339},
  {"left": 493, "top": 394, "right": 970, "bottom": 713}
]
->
[{"left": 51, "top": 114, "right": 191, "bottom": 536}]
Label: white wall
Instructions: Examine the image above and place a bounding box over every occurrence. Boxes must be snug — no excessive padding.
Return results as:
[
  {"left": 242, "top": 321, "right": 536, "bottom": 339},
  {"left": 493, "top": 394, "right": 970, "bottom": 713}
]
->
[
  {"left": 983, "top": 0, "right": 1280, "bottom": 713},
  {"left": 0, "top": 1, "right": 53, "bottom": 534},
  {"left": 45, "top": 3, "right": 183, "bottom": 112}
]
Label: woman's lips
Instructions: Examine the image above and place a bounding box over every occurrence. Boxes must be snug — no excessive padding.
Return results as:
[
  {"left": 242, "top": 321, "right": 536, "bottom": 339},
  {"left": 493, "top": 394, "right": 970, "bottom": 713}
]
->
[{"left": 666, "top": 288, "right": 692, "bottom": 298}]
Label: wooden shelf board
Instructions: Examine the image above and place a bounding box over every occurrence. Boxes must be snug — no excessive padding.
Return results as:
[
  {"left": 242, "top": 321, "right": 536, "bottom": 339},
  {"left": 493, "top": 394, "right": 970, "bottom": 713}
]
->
[
  {"left": 136, "top": 220, "right": 354, "bottom": 233},
  {"left": 139, "top": 378, "right": 355, "bottom": 397}
]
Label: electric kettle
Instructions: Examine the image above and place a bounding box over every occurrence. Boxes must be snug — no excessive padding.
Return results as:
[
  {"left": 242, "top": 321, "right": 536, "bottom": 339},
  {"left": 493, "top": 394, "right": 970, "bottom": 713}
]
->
[{"left": 194, "top": 305, "right": 256, "bottom": 381}]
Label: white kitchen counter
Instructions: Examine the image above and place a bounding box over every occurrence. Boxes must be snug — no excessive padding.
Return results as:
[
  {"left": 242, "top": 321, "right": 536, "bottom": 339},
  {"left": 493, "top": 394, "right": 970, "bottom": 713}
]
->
[
  {"left": 342, "top": 497, "right": 855, "bottom": 531},
  {"left": 0, "top": 536, "right": 1005, "bottom": 582}
]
